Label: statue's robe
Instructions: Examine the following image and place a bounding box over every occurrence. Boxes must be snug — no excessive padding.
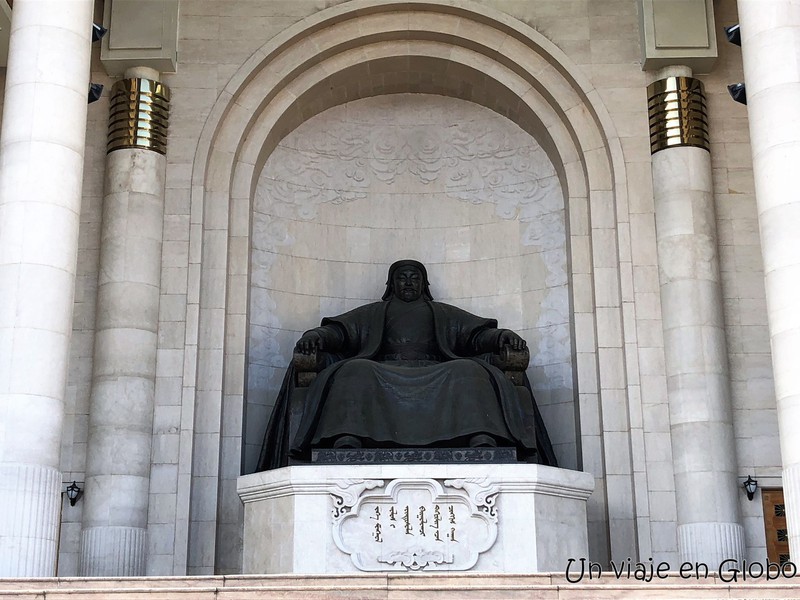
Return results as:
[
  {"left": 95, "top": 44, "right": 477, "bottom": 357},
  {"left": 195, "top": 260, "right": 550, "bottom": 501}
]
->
[{"left": 257, "top": 299, "right": 557, "bottom": 471}]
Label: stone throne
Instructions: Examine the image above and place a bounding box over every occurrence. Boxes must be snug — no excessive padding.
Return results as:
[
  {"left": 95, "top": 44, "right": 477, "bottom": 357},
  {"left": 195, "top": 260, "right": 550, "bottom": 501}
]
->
[{"left": 289, "top": 343, "right": 536, "bottom": 464}]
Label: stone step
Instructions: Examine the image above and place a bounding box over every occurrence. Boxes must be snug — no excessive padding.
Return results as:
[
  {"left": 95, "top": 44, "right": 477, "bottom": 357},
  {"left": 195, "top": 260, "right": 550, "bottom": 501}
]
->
[{"left": 0, "top": 573, "right": 799, "bottom": 599}]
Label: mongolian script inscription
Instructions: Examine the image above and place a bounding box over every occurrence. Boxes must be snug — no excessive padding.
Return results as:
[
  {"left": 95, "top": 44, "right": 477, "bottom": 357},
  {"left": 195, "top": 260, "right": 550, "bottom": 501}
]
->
[
  {"left": 331, "top": 478, "right": 498, "bottom": 571},
  {"left": 370, "top": 500, "right": 460, "bottom": 545}
]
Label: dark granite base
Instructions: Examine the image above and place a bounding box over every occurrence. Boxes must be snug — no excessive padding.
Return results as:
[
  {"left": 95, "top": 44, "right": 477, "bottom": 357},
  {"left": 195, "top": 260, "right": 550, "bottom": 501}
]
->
[{"left": 310, "top": 447, "right": 518, "bottom": 464}]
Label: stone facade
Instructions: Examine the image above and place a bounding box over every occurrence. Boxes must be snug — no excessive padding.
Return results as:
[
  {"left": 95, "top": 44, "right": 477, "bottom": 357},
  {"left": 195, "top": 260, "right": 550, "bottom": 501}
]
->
[{"left": 0, "top": 0, "right": 788, "bottom": 579}]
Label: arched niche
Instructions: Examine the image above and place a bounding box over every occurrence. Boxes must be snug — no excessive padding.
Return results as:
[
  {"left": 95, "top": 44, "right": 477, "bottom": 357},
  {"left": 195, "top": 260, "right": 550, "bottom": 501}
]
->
[
  {"left": 247, "top": 93, "right": 573, "bottom": 473},
  {"left": 188, "top": 0, "right": 630, "bottom": 572}
]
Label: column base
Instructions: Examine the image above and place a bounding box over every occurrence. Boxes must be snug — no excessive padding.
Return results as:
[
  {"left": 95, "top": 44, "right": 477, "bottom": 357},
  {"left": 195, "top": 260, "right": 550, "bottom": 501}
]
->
[
  {"left": 678, "top": 522, "right": 744, "bottom": 567},
  {"left": 80, "top": 526, "right": 146, "bottom": 576},
  {"left": 0, "top": 463, "right": 61, "bottom": 576}
]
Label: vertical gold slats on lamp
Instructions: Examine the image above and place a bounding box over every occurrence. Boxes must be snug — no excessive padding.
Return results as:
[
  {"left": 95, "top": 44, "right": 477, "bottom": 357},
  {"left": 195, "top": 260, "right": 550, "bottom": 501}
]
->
[
  {"left": 107, "top": 78, "right": 170, "bottom": 155},
  {"left": 647, "top": 76, "right": 709, "bottom": 154}
]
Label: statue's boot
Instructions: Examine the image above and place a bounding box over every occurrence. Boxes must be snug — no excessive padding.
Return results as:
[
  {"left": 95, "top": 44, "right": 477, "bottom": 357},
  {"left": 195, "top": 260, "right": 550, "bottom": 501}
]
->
[
  {"left": 469, "top": 434, "right": 497, "bottom": 448},
  {"left": 333, "top": 435, "right": 362, "bottom": 449}
]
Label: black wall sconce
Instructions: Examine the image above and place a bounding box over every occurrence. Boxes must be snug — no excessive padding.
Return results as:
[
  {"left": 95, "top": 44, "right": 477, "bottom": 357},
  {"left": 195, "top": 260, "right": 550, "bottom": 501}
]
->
[
  {"left": 88, "top": 83, "right": 104, "bottom": 104},
  {"left": 724, "top": 24, "right": 741, "bottom": 46},
  {"left": 743, "top": 475, "right": 758, "bottom": 501},
  {"left": 88, "top": 22, "right": 108, "bottom": 104},
  {"left": 724, "top": 24, "right": 747, "bottom": 105},
  {"left": 727, "top": 83, "right": 747, "bottom": 105},
  {"left": 65, "top": 481, "right": 83, "bottom": 507},
  {"left": 92, "top": 23, "right": 108, "bottom": 43}
]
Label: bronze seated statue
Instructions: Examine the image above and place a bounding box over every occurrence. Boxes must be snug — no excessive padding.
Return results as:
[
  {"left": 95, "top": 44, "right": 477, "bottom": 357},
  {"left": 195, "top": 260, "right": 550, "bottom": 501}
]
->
[{"left": 257, "top": 260, "right": 556, "bottom": 470}]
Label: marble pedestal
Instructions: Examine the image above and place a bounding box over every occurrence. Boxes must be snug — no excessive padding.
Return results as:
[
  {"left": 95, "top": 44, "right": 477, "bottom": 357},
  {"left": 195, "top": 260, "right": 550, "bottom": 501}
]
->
[{"left": 237, "top": 464, "right": 593, "bottom": 574}]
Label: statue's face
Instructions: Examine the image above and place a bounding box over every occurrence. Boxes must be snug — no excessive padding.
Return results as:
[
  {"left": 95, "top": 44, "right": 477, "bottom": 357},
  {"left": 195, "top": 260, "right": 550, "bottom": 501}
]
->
[{"left": 393, "top": 266, "right": 423, "bottom": 302}]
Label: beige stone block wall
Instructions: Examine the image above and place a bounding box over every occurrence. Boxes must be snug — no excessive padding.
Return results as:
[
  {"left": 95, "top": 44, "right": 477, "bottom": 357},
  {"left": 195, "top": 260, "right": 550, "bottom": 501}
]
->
[{"left": 44, "top": 0, "right": 778, "bottom": 577}]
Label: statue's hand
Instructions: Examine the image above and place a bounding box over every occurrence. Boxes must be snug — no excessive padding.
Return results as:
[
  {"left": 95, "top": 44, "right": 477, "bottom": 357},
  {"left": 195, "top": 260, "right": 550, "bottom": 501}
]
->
[
  {"left": 499, "top": 330, "right": 527, "bottom": 351},
  {"left": 295, "top": 331, "right": 323, "bottom": 355}
]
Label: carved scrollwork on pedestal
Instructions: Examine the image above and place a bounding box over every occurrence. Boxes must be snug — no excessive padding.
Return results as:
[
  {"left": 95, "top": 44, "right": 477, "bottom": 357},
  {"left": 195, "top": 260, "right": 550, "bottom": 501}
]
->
[
  {"left": 378, "top": 547, "right": 454, "bottom": 570},
  {"left": 444, "top": 477, "right": 500, "bottom": 518},
  {"left": 329, "top": 479, "right": 385, "bottom": 518}
]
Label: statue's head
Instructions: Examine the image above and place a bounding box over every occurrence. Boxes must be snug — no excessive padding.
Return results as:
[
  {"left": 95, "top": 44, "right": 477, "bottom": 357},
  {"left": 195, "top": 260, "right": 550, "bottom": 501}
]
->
[{"left": 382, "top": 259, "right": 434, "bottom": 302}]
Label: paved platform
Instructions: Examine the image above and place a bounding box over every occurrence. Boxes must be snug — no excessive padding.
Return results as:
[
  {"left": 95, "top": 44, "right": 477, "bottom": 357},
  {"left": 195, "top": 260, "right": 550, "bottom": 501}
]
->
[{"left": 0, "top": 573, "right": 799, "bottom": 599}]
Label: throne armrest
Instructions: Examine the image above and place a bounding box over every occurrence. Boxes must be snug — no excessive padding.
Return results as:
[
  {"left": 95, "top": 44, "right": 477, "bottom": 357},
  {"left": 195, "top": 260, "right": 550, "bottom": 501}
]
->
[
  {"left": 489, "top": 346, "right": 530, "bottom": 386},
  {"left": 293, "top": 349, "right": 323, "bottom": 388}
]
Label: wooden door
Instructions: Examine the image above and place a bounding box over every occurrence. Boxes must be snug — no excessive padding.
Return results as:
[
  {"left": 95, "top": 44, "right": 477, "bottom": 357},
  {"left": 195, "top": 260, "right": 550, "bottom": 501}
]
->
[{"left": 762, "top": 489, "right": 790, "bottom": 565}]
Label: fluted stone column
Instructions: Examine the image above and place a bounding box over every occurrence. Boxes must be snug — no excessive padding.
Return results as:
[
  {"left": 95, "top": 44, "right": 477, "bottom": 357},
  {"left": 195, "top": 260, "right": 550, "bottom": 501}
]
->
[
  {"left": 648, "top": 68, "right": 744, "bottom": 565},
  {"left": 0, "top": 0, "right": 94, "bottom": 577},
  {"left": 79, "top": 68, "right": 169, "bottom": 576},
  {"left": 738, "top": 0, "right": 800, "bottom": 559}
]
